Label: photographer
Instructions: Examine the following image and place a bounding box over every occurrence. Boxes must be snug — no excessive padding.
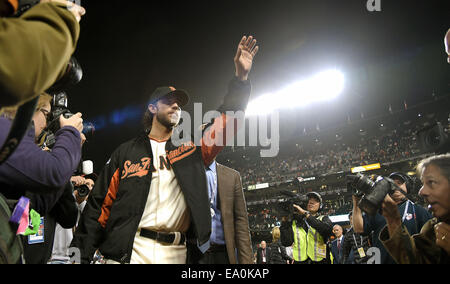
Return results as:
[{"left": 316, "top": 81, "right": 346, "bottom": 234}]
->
[
  {"left": 0, "top": 0, "right": 85, "bottom": 107},
  {"left": 71, "top": 174, "right": 94, "bottom": 205},
  {"left": 49, "top": 173, "right": 95, "bottom": 264},
  {"left": 352, "top": 172, "right": 432, "bottom": 264},
  {"left": 280, "top": 192, "right": 333, "bottom": 264},
  {"left": 0, "top": 92, "right": 83, "bottom": 197},
  {"left": 379, "top": 154, "right": 450, "bottom": 264},
  {"left": 0, "top": 92, "right": 83, "bottom": 263}
]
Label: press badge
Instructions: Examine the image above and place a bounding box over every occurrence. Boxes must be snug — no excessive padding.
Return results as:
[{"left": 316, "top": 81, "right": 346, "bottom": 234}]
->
[
  {"left": 357, "top": 247, "right": 366, "bottom": 258},
  {"left": 28, "top": 217, "right": 45, "bottom": 244}
]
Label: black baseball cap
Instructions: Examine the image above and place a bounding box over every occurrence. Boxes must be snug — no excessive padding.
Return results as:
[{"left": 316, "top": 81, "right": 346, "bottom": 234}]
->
[
  {"left": 148, "top": 86, "right": 189, "bottom": 107},
  {"left": 389, "top": 172, "right": 413, "bottom": 192}
]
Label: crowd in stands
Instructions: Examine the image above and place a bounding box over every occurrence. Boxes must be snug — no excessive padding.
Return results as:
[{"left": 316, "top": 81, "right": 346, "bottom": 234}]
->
[
  {"left": 236, "top": 128, "right": 420, "bottom": 187},
  {"left": 221, "top": 112, "right": 449, "bottom": 187}
]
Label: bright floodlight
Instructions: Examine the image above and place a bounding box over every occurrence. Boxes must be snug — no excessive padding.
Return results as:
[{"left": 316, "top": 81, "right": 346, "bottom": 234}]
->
[{"left": 246, "top": 69, "right": 345, "bottom": 116}]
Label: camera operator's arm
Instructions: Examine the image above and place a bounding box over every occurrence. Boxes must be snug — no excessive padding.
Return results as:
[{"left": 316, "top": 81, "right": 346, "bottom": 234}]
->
[
  {"left": 0, "top": 114, "right": 82, "bottom": 193},
  {"left": 352, "top": 195, "right": 364, "bottom": 234},
  {"left": 0, "top": 1, "right": 84, "bottom": 107},
  {"left": 381, "top": 194, "right": 402, "bottom": 238},
  {"left": 292, "top": 203, "right": 332, "bottom": 238},
  {"left": 305, "top": 215, "right": 333, "bottom": 239},
  {"left": 342, "top": 230, "right": 353, "bottom": 264}
]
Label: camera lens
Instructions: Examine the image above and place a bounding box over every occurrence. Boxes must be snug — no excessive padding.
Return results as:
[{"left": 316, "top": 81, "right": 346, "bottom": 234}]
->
[
  {"left": 347, "top": 174, "right": 375, "bottom": 195},
  {"left": 75, "top": 184, "right": 90, "bottom": 198}
]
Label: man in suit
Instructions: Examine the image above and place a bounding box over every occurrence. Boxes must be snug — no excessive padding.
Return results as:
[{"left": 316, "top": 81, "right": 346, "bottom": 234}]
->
[
  {"left": 198, "top": 160, "right": 253, "bottom": 264},
  {"left": 331, "top": 224, "right": 344, "bottom": 264},
  {"left": 256, "top": 241, "right": 271, "bottom": 264}
]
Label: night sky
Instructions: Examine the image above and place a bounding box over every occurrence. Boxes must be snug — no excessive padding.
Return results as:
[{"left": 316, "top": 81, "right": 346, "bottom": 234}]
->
[{"left": 64, "top": 0, "right": 450, "bottom": 173}]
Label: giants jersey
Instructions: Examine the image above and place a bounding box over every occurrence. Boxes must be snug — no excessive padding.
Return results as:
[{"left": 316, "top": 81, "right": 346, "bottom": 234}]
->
[{"left": 131, "top": 138, "right": 190, "bottom": 264}]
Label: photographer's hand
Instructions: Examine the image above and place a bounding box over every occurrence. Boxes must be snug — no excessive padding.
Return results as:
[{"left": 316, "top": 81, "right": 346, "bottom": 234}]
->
[
  {"left": 435, "top": 222, "right": 450, "bottom": 255},
  {"left": 352, "top": 195, "right": 364, "bottom": 233},
  {"left": 70, "top": 175, "right": 85, "bottom": 187},
  {"left": 381, "top": 194, "right": 402, "bottom": 238},
  {"left": 60, "top": 112, "right": 83, "bottom": 133},
  {"left": 293, "top": 204, "right": 307, "bottom": 216},
  {"left": 80, "top": 133, "right": 86, "bottom": 146},
  {"left": 40, "top": 0, "right": 86, "bottom": 22}
]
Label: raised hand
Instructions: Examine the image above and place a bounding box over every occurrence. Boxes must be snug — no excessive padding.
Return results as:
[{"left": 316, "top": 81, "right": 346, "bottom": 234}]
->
[
  {"left": 234, "top": 35, "right": 259, "bottom": 81},
  {"left": 293, "top": 204, "right": 307, "bottom": 215}
]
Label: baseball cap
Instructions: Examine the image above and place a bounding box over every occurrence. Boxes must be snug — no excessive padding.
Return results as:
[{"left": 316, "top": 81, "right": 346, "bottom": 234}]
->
[
  {"left": 389, "top": 172, "right": 407, "bottom": 182},
  {"left": 389, "top": 172, "right": 413, "bottom": 192},
  {"left": 148, "top": 86, "right": 189, "bottom": 107}
]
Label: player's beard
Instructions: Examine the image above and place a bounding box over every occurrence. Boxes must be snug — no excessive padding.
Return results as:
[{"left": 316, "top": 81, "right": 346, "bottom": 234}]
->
[{"left": 156, "top": 111, "right": 180, "bottom": 130}]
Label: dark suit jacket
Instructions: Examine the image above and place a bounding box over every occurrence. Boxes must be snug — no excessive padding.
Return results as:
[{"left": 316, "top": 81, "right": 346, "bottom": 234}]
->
[
  {"left": 331, "top": 236, "right": 344, "bottom": 264},
  {"left": 216, "top": 163, "right": 253, "bottom": 264},
  {"left": 256, "top": 247, "right": 271, "bottom": 264}
]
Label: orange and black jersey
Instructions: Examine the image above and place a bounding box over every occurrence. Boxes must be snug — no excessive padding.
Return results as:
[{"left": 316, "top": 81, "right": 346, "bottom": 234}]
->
[{"left": 71, "top": 77, "right": 251, "bottom": 264}]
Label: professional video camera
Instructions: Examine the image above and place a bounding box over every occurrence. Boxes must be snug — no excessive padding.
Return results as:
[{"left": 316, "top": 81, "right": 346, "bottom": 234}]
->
[
  {"left": 279, "top": 190, "right": 308, "bottom": 216},
  {"left": 416, "top": 121, "right": 450, "bottom": 155},
  {"left": 347, "top": 173, "right": 407, "bottom": 216}
]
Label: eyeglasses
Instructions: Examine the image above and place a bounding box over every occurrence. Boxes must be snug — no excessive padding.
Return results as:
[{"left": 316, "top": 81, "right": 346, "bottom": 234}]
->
[{"left": 39, "top": 108, "right": 50, "bottom": 120}]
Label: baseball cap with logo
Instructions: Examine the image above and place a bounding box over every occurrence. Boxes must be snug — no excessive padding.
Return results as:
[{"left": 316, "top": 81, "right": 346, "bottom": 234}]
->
[{"left": 148, "top": 86, "right": 189, "bottom": 107}]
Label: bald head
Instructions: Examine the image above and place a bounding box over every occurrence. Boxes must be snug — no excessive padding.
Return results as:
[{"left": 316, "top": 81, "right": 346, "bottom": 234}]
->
[{"left": 445, "top": 29, "right": 450, "bottom": 64}]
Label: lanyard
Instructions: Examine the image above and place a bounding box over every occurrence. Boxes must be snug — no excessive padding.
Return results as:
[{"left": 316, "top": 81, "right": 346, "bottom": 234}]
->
[
  {"left": 352, "top": 234, "right": 363, "bottom": 248},
  {"left": 401, "top": 200, "right": 418, "bottom": 233},
  {"left": 401, "top": 200, "right": 415, "bottom": 223}
]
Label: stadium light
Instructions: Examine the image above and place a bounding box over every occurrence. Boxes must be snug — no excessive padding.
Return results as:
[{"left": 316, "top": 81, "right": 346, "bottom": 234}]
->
[{"left": 246, "top": 69, "right": 345, "bottom": 116}]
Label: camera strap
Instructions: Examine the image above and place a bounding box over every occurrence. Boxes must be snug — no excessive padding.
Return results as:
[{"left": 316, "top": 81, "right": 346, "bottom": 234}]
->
[{"left": 0, "top": 96, "right": 38, "bottom": 165}]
